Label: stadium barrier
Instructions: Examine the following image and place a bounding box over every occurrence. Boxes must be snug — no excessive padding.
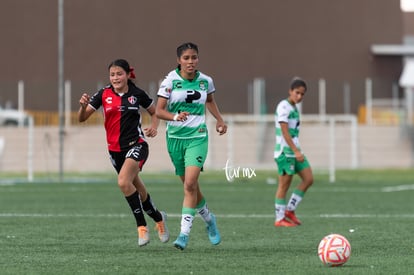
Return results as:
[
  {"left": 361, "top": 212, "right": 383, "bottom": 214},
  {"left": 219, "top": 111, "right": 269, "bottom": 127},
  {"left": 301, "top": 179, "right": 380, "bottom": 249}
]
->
[{"left": 0, "top": 114, "right": 411, "bottom": 183}]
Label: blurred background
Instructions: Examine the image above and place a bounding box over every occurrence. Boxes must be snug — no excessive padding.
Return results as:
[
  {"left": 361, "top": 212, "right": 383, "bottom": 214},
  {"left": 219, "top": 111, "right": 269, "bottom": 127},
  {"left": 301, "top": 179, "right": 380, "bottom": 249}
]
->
[{"left": 0, "top": 0, "right": 413, "bottom": 180}]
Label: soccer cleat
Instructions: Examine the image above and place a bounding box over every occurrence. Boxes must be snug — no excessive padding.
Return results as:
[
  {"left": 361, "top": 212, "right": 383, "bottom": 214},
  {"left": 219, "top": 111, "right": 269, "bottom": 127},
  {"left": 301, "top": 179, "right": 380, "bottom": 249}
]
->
[
  {"left": 138, "top": 226, "right": 150, "bottom": 247},
  {"left": 155, "top": 211, "right": 170, "bottom": 243},
  {"left": 206, "top": 213, "right": 221, "bottom": 245},
  {"left": 285, "top": 210, "right": 302, "bottom": 225},
  {"left": 173, "top": 233, "right": 189, "bottom": 250},
  {"left": 274, "top": 218, "right": 298, "bottom": 227}
]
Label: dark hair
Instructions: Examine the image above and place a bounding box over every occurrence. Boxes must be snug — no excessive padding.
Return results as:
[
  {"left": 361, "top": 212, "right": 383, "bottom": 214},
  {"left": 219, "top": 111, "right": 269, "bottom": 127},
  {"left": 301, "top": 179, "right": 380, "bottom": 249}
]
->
[
  {"left": 290, "top": 77, "right": 307, "bottom": 91},
  {"left": 176, "top": 42, "right": 199, "bottom": 58},
  {"left": 108, "top": 59, "right": 131, "bottom": 73},
  {"left": 108, "top": 59, "right": 136, "bottom": 83},
  {"left": 176, "top": 42, "right": 199, "bottom": 70}
]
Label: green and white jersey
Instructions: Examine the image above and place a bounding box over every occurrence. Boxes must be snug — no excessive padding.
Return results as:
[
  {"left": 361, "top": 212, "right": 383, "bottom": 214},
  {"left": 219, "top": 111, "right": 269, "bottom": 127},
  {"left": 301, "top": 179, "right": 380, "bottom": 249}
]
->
[
  {"left": 274, "top": 99, "right": 301, "bottom": 158},
  {"left": 157, "top": 69, "right": 215, "bottom": 139}
]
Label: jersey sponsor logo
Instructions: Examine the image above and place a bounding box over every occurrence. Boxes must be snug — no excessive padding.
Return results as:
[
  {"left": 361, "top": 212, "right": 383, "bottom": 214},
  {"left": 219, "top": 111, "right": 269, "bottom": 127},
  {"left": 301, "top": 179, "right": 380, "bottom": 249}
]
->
[
  {"left": 105, "top": 97, "right": 113, "bottom": 104},
  {"left": 185, "top": 90, "right": 201, "bottom": 103},
  {"left": 128, "top": 96, "right": 137, "bottom": 105}
]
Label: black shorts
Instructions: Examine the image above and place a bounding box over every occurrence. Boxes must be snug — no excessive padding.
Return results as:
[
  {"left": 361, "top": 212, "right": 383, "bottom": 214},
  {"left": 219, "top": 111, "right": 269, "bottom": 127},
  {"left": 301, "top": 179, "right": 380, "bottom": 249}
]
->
[{"left": 109, "top": 142, "right": 149, "bottom": 174}]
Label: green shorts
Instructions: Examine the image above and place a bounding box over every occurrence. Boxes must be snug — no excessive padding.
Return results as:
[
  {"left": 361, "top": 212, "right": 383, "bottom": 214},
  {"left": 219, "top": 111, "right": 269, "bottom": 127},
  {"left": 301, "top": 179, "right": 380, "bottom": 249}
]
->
[
  {"left": 274, "top": 153, "right": 310, "bottom": 175},
  {"left": 167, "top": 135, "right": 208, "bottom": 176}
]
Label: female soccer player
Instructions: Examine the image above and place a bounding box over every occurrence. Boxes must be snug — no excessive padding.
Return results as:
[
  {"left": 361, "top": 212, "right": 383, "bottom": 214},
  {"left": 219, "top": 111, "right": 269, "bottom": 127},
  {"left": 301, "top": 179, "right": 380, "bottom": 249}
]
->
[
  {"left": 274, "top": 77, "right": 314, "bottom": 227},
  {"left": 156, "top": 42, "right": 227, "bottom": 250},
  {"left": 78, "top": 59, "right": 169, "bottom": 246}
]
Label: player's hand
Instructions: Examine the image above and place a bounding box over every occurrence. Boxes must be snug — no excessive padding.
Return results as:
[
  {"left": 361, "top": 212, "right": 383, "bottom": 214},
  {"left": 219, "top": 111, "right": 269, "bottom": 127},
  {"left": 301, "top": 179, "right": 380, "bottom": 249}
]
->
[
  {"left": 79, "top": 93, "right": 90, "bottom": 109},
  {"left": 144, "top": 127, "right": 158, "bottom": 138},
  {"left": 295, "top": 151, "right": 304, "bottom": 162},
  {"left": 174, "top": 111, "right": 190, "bottom": 122},
  {"left": 216, "top": 122, "right": 227, "bottom": 135}
]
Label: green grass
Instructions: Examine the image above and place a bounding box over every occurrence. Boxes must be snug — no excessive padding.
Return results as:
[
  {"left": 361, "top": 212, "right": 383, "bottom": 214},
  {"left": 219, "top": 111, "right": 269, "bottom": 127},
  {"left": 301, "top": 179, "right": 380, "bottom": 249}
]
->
[{"left": 1, "top": 169, "right": 414, "bottom": 274}]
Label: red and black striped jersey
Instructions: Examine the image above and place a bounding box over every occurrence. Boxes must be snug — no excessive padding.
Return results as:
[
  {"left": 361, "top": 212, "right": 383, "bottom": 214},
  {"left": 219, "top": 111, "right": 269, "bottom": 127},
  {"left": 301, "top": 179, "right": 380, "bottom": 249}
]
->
[{"left": 89, "top": 82, "right": 153, "bottom": 152}]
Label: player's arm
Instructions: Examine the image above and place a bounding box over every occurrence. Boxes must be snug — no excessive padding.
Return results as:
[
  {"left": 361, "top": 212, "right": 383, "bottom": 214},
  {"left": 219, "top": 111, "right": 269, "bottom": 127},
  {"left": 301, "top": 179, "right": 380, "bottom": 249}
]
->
[
  {"left": 155, "top": 96, "right": 189, "bottom": 122},
  {"left": 78, "top": 93, "right": 95, "bottom": 122},
  {"left": 206, "top": 93, "right": 227, "bottom": 135},
  {"left": 280, "top": 122, "right": 304, "bottom": 162},
  {"left": 143, "top": 103, "right": 159, "bottom": 138}
]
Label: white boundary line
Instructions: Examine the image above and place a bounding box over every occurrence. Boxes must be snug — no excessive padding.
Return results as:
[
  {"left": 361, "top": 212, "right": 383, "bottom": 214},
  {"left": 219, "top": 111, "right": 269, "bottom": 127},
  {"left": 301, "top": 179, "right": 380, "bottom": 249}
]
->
[
  {"left": 381, "top": 185, "right": 414, "bottom": 192},
  {"left": 1, "top": 213, "right": 414, "bottom": 218},
  {"left": 3, "top": 183, "right": 414, "bottom": 192}
]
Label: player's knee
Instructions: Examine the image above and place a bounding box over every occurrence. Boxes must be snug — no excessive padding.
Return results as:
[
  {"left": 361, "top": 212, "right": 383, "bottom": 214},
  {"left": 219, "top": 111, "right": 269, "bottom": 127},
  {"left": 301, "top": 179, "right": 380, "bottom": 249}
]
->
[
  {"left": 183, "top": 181, "right": 197, "bottom": 194},
  {"left": 117, "top": 179, "right": 131, "bottom": 194},
  {"left": 305, "top": 177, "right": 314, "bottom": 187}
]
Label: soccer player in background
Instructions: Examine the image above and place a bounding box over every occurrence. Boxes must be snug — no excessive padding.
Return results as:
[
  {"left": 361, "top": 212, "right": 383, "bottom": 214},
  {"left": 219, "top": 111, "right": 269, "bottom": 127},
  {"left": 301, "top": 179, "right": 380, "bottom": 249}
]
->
[
  {"left": 274, "top": 77, "right": 314, "bottom": 227},
  {"left": 78, "top": 59, "right": 169, "bottom": 246},
  {"left": 156, "top": 42, "right": 227, "bottom": 250}
]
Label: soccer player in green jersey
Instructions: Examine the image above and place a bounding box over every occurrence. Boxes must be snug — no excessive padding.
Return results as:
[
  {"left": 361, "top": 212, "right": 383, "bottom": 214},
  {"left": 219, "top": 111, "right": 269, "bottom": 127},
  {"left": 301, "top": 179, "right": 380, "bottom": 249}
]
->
[
  {"left": 156, "top": 42, "right": 227, "bottom": 250},
  {"left": 274, "top": 77, "right": 314, "bottom": 227}
]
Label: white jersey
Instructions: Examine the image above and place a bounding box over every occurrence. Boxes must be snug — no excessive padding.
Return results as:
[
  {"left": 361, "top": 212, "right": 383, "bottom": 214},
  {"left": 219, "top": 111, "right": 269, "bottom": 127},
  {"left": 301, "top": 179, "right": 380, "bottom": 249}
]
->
[
  {"left": 274, "top": 99, "right": 301, "bottom": 158},
  {"left": 157, "top": 69, "right": 215, "bottom": 139}
]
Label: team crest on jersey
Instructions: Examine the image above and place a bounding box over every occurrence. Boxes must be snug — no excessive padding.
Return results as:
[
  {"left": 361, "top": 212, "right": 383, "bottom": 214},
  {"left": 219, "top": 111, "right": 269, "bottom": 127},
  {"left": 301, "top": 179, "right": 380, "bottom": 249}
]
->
[
  {"left": 199, "top": 80, "right": 207, "bottom": 91},
  {"left": 128, "top": 96, "right": 137, "bottom": 105}
]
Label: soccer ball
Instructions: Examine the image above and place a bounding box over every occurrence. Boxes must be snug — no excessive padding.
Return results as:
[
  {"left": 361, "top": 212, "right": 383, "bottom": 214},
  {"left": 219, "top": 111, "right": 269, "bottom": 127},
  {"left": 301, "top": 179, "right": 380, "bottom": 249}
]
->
[{"left": 318, "top": 233, "right": 351, "bottom": 267}]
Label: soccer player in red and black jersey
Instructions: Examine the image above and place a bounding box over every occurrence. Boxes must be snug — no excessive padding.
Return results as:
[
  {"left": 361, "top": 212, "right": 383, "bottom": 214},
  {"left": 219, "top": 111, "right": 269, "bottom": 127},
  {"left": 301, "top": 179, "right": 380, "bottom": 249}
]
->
[{"left": 78, "top": 59, "right": 169, "bottom": 247}]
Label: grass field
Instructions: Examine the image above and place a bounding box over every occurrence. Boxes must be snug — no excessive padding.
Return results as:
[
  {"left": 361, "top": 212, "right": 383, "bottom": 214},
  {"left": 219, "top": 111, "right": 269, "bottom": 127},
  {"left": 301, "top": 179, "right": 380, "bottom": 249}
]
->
[{"left": 1, "top": 169, "right": 414, "bottom": 275}]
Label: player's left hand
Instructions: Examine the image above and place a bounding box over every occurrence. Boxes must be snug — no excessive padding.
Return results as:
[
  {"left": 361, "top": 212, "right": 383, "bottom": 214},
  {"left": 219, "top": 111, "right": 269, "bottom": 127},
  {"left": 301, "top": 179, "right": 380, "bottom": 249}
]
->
[{"left": 144, "top": 127, "right": 158, "bottom": 138}]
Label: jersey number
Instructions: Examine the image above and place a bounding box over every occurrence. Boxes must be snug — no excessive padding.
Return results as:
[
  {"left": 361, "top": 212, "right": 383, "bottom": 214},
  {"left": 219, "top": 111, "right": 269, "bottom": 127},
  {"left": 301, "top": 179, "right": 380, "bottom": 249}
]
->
[{"left": 185, "top": 90, "right": 201, "bottom": 103}]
